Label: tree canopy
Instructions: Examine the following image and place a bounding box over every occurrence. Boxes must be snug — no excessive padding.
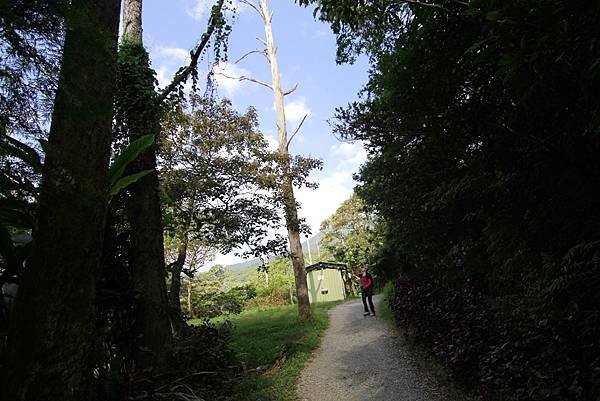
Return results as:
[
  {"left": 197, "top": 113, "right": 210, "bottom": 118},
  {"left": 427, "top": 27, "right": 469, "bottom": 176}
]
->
[
  {"left": 320, "top": 195, "right": 382, "bottom": 272},
  {"left": 160, "top": 96, "right": 286, "bottom": 257},
  {"left": 299, "top": 1, "right": 600, "bottom": 399}
]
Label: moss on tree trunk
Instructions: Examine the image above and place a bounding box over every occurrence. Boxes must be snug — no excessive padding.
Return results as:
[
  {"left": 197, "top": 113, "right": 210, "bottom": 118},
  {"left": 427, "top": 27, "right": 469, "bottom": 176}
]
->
[{"left": 0, "top": 0, "right": 121, "bottom": 399}]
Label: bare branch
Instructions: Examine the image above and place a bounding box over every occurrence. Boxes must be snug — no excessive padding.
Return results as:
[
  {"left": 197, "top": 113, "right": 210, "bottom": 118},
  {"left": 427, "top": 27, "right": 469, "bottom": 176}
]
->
[
  {"left": 234, "top": 49, "right": 268, "bottom": 64},
  {"left": 212, "top": 70, "right": 273, "bottom": 91},
  {"left": 287, "top": 114, "right": 308, "bottom": 150},
  {"left": 257, "top": 37, "right": 268, "bottom": 48},
  {"left": 282, "top": 83, "right": 298, "bottom": 96},
  {"left": 157, "top": 0, "right": 225, "bottom": 103},
  {"left": 240, "top": 0, "right": 264, "bottom": 19}
]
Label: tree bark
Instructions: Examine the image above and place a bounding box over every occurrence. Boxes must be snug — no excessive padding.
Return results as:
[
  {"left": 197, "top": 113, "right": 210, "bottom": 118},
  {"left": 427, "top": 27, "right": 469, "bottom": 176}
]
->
[
  {"left": 0, "top": 0, "right": 121, "bottom": 399},
  {"left": 168, "top": 232, "right": 189, "bottom": 314},
  {"left": 186, "top": 277, "right": 194, "bottom": 318},
  {"left": 259, "top": 0, "right": 312, "bottom": 320},
  {"left": 122, "top": 0, "right": 143, "bottom": 41},
  {"left": 120, "top": 0, "right": 173, "bottom": 370}
]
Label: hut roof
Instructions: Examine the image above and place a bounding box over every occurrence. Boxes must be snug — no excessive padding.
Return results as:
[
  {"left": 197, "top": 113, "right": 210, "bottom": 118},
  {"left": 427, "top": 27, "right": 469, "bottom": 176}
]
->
[{"left": 305, "top": 261, "right": 348, "bottom": 273}]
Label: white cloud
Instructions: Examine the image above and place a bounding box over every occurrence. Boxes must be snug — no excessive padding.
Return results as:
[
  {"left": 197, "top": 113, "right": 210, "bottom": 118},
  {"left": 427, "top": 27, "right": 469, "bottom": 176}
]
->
[
  {"left": 155, "top": 46, "right": 190, "bottom": 64},
  {"left": 297, "top": 171, "right": 354, "bottom": 234},
  {"left": 312, "top": 29, "right": 329, "bottom": 39},
  {"left": 285, "top": 96, "right": 311, "bottom": 126},
  {"left": 330, "top": 141, "right": 367, "bottom": 166},
  {"left": 212, "top": 61, "right": 252, "bottom": 97},
  {"left": 154, "top": 65, "right": 170, "bottom": 88},
  {"left": 186, "top": 0, "right": 246, "bottom": 21},
  {"left": 262, "top": 129, "right": 279, "bottom": 151},
  {"left": 149, "top": 45, "right": 194, "bottom": 90},
  {"left": 295, "top": 142, "right": 367, "bottom": 233},
  {"left": 186, "top": 0, "right": 212, "bottom": 20}
]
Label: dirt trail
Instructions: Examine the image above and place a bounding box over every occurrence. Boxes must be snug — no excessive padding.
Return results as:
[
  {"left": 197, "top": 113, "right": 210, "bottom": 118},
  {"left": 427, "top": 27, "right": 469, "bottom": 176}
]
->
[{"left": 297, "top": 295, "right": 449, "bottom": 401}]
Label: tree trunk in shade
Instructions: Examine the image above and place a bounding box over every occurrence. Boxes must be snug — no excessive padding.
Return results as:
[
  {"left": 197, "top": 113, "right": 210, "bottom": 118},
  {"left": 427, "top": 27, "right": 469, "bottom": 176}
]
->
[
  {"left": 168, "top": 232, "right": 189, "bottom": 314},
  {"left": 120, "top": 0, "right": 173, "bottom": 370},
  {"left": 187, "top": 277, "right": 194, "bottom": 318},
  {"left": 0, "top": 0, "right": 121, "bottom": 399}
]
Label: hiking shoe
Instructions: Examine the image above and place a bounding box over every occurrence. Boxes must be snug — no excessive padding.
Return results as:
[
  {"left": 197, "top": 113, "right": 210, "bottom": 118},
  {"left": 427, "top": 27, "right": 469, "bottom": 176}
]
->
[
  {"left": 369, "top": 312, "right": 376, "bottom": 316},
  {"left": 363, "top": 312, "right": 370, "bottom": 316}
]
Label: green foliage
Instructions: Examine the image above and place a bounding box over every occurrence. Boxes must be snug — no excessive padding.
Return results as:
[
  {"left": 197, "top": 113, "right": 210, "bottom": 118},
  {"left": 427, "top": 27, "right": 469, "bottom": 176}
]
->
[
  {"left": 300, "top": 0, "right": 600, "bottom": 399},
  {"left": 0, "top": 134, "right": 39, "bottom": 288},
  {"left": 0, "top": 135, "right": 42, "bottom": 173},
  {"left": 320, "top": 195, "right": 383, "bottom": 273},
  {"left": 378, "top": 281, "right": 394, "bottom": 323},
  {"left": 108, "top": 134, "right": 154, "bottom": 185},
  {"left": 168, "top": 320, "right": 237, "bottom": 399},
  {"left": 191, "top": 281, "right": 257, "bottom": 318},
  {"left": 109, "top": 169, "right": 152, "bottom": 196},
  {"left": 0, "top": 0, "right": 65, "bottom": 137},
  {"left": 302, "top": 0, "right": 600, "bottom": 292},
  {"left": 189, "top": 257, "right": 298, "bottom": 319},
  {"left": 107, "top": 133, "right": 155, "bottom": 196},
  {"left": 160, "top": 96, "right": 286, "bottom": 257},
  {"left": 250, "top": 258, "right": 295, "bottom": 308}
]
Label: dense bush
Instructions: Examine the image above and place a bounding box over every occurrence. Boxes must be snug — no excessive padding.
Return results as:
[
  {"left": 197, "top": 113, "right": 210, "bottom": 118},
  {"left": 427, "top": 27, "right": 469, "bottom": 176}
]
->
[
  {"left": 192, "top": 284, "right": 257, "bottom": 318},
  {"left": 391, "top": 263, "right": 600, "bottom": 401},
  {"left": 168, "top": 321, "right": 238, "bottom": 398},
  {"left": 247, "top": 283, "right": 293, "bottom": 308},
  {"left": 107, "top": 320, "right": 239, "bottom": 401},
  {"left": 247, "top": 258, "right": 296, "bottom": 308}
]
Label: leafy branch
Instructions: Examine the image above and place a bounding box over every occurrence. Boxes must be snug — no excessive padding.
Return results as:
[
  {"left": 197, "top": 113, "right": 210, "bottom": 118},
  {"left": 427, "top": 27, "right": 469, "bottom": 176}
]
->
[{"left": 157, "top": 0, "right": 226, "bottom": 103}]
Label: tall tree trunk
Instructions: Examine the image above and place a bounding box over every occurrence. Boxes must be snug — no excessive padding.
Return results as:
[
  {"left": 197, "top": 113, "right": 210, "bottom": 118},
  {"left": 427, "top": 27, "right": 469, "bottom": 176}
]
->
[
  {"left": 186, "top": 277, "right": 194, "bottom": 318},
  {"left": 259, "top": 0, "right": 312, "bottom": 320},
  {"left": 168, "top": 232, "right": 189, "bottom": 313},
  {"left": 0, "top": 0, "right": 121, "bottom": 399},
  {"left": 119, "top": 0, "right": 172, "bottom": 369}
]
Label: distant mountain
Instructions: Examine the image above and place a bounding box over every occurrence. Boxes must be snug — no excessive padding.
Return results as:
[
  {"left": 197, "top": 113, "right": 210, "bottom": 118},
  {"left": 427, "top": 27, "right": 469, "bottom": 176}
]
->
[
  {"left": 225, "top": 255, "right": 277, "bottom": 271},
  {"left": 224, "top": 231, "right": 326, "bottom": 271}
]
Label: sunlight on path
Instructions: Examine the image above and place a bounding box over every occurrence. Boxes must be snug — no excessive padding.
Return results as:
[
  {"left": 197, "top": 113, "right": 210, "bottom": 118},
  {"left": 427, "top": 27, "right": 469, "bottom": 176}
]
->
[{"left": 297, "top": 295, "right": 449, "bottom": 401}]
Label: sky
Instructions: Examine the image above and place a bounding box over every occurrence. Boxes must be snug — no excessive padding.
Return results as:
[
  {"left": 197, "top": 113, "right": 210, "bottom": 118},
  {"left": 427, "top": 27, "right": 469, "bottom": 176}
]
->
[{"left": 142, "top": 0, "right": 370, "bottom": 267}]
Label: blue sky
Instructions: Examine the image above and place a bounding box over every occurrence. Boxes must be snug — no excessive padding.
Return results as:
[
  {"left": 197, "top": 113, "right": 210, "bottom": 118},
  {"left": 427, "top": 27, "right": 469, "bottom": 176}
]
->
[{"left": 142, "top": 0, "right": 369, "bottom": 266}]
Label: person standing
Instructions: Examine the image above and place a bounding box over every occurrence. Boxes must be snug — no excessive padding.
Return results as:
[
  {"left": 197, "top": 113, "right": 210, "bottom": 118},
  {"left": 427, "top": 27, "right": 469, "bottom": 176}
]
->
[{"left": 359, "top": 268, "right": 376, "bottom": 316}]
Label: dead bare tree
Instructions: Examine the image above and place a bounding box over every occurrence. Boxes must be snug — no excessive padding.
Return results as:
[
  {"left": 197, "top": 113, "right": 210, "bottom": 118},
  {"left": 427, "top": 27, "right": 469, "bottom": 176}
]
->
[{"left": 216, "top": 0, "right": 313, "bottom": 320}]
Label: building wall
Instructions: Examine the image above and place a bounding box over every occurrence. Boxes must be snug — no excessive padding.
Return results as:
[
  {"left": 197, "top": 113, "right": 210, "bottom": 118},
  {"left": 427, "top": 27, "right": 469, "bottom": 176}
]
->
[{"left": 306, "top": 268, "right": 346, "bottom": 303}]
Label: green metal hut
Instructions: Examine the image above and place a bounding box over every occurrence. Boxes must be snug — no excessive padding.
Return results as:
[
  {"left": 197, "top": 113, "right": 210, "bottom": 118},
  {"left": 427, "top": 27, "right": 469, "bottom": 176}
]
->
[{"left": 305, "top": 262, "right": 350, "bottom": 303}]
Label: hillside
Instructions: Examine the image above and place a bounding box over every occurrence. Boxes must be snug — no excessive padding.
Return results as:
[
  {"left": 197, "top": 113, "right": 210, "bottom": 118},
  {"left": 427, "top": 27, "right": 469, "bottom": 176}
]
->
[{"left": 222, "top": 232, "right": 328, "bottom": 288}]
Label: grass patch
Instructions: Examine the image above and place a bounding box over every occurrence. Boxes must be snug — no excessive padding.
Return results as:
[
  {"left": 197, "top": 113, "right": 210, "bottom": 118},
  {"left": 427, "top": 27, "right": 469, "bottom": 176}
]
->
[
  {"left": 378, "top": 281, "right": 395, "bottom": 323},
  {"left": 196, "top": 301, "right": 342, "bottom": 401}
]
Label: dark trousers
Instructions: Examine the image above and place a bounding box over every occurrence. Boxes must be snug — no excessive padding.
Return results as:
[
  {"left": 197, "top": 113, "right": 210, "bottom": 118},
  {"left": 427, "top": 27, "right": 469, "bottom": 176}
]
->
[{"left": 361, "top": 287, "right": 375, "bottom": 313}]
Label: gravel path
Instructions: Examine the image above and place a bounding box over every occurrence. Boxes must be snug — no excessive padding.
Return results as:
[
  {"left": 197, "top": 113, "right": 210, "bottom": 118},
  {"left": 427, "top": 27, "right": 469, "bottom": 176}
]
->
[{"left": 297, "top": 295, "right": 449, "bottom": 401}]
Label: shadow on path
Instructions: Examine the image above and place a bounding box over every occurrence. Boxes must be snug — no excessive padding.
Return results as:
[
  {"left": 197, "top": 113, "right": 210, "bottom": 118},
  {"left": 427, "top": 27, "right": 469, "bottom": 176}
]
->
[{"left": 297, "top": 295, "right": 449, "bottom": 401}]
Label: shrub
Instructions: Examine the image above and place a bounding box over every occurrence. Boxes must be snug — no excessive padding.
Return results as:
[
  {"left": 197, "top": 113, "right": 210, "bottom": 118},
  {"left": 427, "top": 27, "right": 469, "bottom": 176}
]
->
[
  {"left": 191, "top": 284, "right": 257, "bottom": 318},
  {"left": 391, "top": 268, "right": 600, "bottom": 401},
  {"left": 247, "top": 283, "right": 292, "bottom": 308}
]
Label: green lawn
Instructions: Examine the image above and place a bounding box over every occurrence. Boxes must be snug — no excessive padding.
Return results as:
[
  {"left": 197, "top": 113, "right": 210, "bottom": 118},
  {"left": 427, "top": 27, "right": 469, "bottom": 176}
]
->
[{"left": 194, "top": 302, "right": 341, "bottom": 401}]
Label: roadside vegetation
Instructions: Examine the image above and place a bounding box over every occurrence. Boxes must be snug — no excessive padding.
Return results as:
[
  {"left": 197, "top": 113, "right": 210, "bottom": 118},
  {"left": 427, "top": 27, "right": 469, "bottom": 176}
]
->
[
  {"left": 191, "top": 301, "right": 339, "bottom": 401},
  {"left": 298, "top": 1, "right": 600, "bottom": 400}
]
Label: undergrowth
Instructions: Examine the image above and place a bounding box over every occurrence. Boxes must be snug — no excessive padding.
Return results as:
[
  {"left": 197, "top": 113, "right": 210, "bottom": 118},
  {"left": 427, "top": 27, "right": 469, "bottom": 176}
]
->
[
  {"left": 380, "top": 281, "right": 480, "bottom": 401},
  {"left": 390, "top": 261, "right": 600, "bottom": 401},
  {"left": 195, "top": 301, "right": 341, "bottom": 401}
]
